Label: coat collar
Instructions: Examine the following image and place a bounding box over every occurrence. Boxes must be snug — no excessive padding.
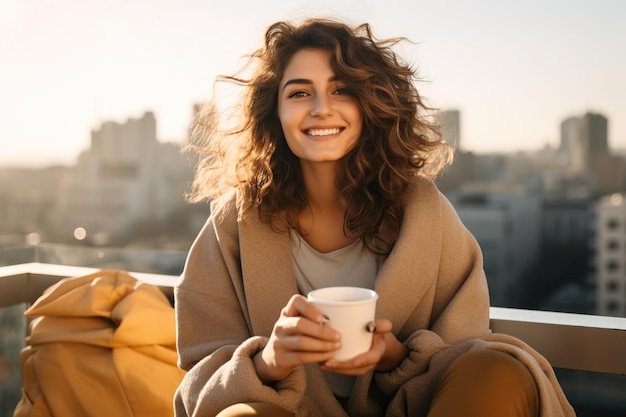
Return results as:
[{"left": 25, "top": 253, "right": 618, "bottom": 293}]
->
[
  {"left": 238, "top": 182, "right": 442, "bottom": 338},
  {"left": 239, "top": 211, "right": 297, "bottom": 337},
  {"left": 374, "top": 186, "right": 442, "bottom": 332}
]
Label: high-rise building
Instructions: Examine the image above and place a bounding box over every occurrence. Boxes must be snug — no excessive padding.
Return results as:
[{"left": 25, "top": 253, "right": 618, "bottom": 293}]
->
[
  {"left": 438, "top": 110, "right": 461, "bottom": 150},
  {"left": 558, "top": 112, "right": 619, "bottom": 194},
  {"left": 583, "top": 112, "right": 609, "bottom": 157},
  {"left": 559, "top": 112, "right": 609, "bottom": 171},
  {"left": 560, "top": 116, "right": 586, "bottom": 173},
  {"left": 593, "top": 193, "right": 626, "bottom": 317},
  {"left": 436, "top": 109, "right": 477, "bottom": 191},
  {"left": 581, "top": 112, "right": 622, "bottom": 195}
]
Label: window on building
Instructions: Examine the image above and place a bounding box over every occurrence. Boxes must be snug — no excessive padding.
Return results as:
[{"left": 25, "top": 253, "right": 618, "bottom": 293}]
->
[
  {"left": 606, "top": 240, "right": 619, "bottom": 251},
  {"left": 605, "top": 300, "right": 620, "bottom": 314},
  {"left": 607, "top": 280, "right": 620, "bottom": 292},
  {"left": 606, "top": 260, "right": 620, "bottom": 273},
  {"left": 606, "top": 218, "right": 619, "bottom": 230}
]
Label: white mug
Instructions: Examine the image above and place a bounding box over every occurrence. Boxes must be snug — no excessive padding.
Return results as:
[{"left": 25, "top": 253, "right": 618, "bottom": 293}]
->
[{"left": 307, "top": 286, "right": 378, "bottom": 361}]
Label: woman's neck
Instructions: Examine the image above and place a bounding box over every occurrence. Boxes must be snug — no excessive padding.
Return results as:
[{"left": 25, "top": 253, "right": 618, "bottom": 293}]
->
[
  {"left": 300, "top": 161, "right": 341, "bottom": 212},
  {"left": 297, "top": 161, "right": 355, "bottom": 253}
]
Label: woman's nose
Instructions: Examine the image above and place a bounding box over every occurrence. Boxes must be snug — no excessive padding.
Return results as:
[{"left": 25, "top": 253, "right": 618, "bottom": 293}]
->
[{"left": 309, "top": 95, "right": 333, "bottom": 117}]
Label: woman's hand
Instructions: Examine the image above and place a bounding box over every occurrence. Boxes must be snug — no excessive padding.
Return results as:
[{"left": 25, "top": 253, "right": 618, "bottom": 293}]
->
[
  {"left": 320, "top": 319, "right": 408, "bottom": 376},
  {"left": 254, "top": 294, "right": 342, "bottom": 383}
]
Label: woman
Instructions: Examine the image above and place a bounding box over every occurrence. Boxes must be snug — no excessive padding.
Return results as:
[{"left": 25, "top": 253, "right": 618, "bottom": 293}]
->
[{"left": 174, "top": 18, "right": 574, "bottom": 417}]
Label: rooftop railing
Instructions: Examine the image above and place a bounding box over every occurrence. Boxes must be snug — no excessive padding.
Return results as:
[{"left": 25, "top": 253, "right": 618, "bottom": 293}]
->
[
  {"left": 2, "top": 261, "right": 625, "bottom": 376},
  {"left": 1, "top": 261, "right": 626, "bottom": 416}
]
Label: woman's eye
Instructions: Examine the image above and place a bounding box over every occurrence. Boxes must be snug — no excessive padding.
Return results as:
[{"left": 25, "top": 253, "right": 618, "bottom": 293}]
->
[
  {"left": 333, "top": 87, "right": 351, "bottom": 96},
  {"left": 287, "top": 90, "right": 308, "bottom": 98}
]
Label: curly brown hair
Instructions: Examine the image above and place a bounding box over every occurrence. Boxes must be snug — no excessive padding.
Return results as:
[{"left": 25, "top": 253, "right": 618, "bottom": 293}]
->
[{"left": 187, "top": 18, "right": 452, "bottom": 255}]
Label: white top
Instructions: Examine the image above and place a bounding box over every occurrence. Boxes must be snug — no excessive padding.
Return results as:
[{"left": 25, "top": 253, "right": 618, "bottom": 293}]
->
[
  {"left": 289, "top": 229, "right": 378, "bottom": 295},
  {"left": 289, "top": 229, "right": 379, "bottom": 399}
]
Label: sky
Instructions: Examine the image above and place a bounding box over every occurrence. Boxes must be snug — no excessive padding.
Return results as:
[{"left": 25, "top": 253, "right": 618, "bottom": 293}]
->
[{"left": 1, "top": 0, "right": 625, "bottom": 167}]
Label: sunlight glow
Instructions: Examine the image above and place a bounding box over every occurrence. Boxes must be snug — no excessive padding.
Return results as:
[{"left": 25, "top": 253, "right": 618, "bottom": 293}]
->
[
  {"left": 0, "top": 0, "right": 20, "bottom": 26},
  {"left": 74, "top": 227, "right": 87, "bottom": 241}
]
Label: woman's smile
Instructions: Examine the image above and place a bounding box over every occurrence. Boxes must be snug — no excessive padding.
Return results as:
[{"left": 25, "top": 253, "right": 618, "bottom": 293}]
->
[{"left": 304, "top": 127, "right": 343, "bottom": 137}]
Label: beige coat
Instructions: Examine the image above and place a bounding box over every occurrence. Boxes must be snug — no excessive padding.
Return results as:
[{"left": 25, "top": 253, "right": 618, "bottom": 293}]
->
[{"left": 174, "top": 178, "right": 575, "bottom": 417}]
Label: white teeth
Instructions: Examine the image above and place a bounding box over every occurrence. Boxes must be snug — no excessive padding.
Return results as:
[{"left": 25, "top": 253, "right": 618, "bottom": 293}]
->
[{"left": 307, "top": 128, "right": 341, "bottom": 137}]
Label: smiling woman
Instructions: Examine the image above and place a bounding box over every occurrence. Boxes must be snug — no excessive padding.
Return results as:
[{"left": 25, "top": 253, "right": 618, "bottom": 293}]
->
[
  {"left": 186, "top": 19, "right": 452, "bottom": 258},
  {"left": 175, "top": 18, "right": 574, "bottom": 417}
]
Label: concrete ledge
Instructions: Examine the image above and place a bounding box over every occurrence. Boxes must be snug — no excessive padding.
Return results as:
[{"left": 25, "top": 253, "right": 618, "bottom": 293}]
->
[
  {"left": 2, "top": 262, "right": 625, "bottom": 375},
  {"left": 0, "top": 262, "right": 176, "bottom": 306},
  {"left": 490, "top": 307, "right": 626, "bottom": 375}
]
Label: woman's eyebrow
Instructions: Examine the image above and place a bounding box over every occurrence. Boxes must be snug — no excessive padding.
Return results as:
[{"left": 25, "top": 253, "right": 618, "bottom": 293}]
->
[
  {"left": 281, "top": 76, "right": 340, "bottom": 92},
  {"left": 282, "top": 78, "right": 312, "bottom": 91}
]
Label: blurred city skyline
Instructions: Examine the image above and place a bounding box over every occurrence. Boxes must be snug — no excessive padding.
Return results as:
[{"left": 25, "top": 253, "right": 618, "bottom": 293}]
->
[{"left": 1, "top": 0, "right": 625, "bottom": 167}]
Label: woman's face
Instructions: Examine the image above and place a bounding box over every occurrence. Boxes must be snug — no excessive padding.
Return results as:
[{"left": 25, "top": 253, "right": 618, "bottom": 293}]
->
[{"left": 277, "top": 48, "right": 362, "bottom": 166}]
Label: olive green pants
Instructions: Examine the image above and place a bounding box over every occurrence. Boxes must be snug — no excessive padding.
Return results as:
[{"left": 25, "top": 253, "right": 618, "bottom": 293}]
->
[{"left": 216, "top": 349, "right": 539, "bottom": 417}]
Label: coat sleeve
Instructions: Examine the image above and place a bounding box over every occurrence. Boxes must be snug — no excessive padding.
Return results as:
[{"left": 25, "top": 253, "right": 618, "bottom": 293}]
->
[
  {"left": 173, "top": 196, "right": 306, "bottom": 417},
  {"left": 373, "top": 184, "right": 491, "bottom": 398}
]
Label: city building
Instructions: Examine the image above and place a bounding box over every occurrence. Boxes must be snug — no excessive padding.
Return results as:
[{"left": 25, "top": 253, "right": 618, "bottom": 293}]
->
[
  {"left": 542, "top": 198, "right": 591, "bottom": 244},
  {"left": 536, "top": 196, "right": 595, "bottom": 314},
  {"left": 590, "top": 153, "right": 626, "bottom": 196},
  {"left": 557, "top": 112, "right": 623, "bottom": 196},
  {"left": 438, "top": 109, "right": 461, "bottom": 150},
  {"left": 436, "top": 109, "right": 477, "bottom": 192},
  {"left": 559, "top": 116, "right": 586, "bottom": 173},
  {"left": 583, "top": 112, "right": 609, "bottom": 158},
  {"left": 0, "top": 166, "right": 70, "bottom": 245},
  {"left": 593, "top": 192, "right": 626, "bottom": 317},
  {"left": 52, "top": 111, "right": 195, "bottom": 245},
  {"left": 445, "top": 187, "right": 542, "bottom": 307},
  {"left": 561, "top": 111, "right": 609, "bottom": 166}
]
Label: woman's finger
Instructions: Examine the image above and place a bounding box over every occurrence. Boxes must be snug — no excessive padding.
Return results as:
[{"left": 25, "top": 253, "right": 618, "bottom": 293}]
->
[
  {"left": 372, "top": 319, "right": 392, "bottom": 334},
  {"left": 320, "top": 331, "right": 387, "bottom": 375},
  {"left": 282, "top": 295, "right": 326, "bottom": 323},
  {"left": 275, "top": 315, "right": 341, "bottom": 345},
  {"left": 274, "top": 333, "right": 341, "bottom": 353}
]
